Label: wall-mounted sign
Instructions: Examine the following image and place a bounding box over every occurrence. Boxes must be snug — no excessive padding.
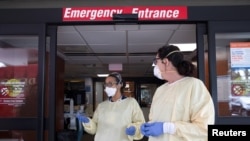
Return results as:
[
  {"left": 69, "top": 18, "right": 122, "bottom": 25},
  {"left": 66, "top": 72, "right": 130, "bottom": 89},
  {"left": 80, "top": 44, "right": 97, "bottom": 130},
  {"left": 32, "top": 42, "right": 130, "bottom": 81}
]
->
[
  {"left": 230, "top": 42, "right": 250, "bottom": 96},
  {"left": 0, "top": 78, "right": 25, "bottom": 105},
  {"left": 230, "top": 42, "right": 250, "bottom": 68},
  {"left": 63, "top": 6, "right": 187, "bottom": 21}
]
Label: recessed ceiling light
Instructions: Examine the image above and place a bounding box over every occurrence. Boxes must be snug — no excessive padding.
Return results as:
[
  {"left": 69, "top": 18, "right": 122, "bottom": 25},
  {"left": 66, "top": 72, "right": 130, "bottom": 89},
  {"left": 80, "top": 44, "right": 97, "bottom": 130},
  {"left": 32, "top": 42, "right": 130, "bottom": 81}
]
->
[
  {"left": 0, "top": 62, "right": 6, "bottom": 68},
  {"left": 170, "top": 43, "right": 196, "bottom": 52},
  {"left": 97, "top": 74, "right": 109, "bottom": 77}
]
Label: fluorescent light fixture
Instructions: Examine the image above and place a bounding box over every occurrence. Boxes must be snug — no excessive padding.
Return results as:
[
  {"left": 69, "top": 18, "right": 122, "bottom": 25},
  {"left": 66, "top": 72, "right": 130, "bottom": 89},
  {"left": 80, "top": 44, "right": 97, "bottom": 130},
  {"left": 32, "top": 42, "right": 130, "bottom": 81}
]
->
[
  {"left": 0, "top": 62, "right": 6, "bottom": 68},
  {"left": 170, "top": 43, "right": 196, "bottom": 51},
  {"left": 97, "top": 74, "right": 109, "bottom": 77}
]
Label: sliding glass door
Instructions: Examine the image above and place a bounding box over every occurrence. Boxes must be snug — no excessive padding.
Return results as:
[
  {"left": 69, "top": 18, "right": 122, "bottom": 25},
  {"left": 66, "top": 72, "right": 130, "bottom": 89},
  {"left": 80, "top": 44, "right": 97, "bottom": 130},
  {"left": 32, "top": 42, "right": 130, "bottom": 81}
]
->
[{"left": 0, "top": 24, "right": 46, "bottom": 141}]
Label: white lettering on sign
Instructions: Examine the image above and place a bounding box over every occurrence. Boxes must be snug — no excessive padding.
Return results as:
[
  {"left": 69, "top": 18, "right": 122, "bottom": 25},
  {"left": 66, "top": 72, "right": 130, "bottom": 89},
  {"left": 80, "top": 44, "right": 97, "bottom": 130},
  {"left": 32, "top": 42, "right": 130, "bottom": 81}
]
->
[
  {"left": 132, "top": 8, "right": 179, "bottom": 19},
  {"left": 63, "top": 6, "right": 187, "bottom": 21},
  {"left": 64, "top": 8, "right": 123, "bottom": 20}
]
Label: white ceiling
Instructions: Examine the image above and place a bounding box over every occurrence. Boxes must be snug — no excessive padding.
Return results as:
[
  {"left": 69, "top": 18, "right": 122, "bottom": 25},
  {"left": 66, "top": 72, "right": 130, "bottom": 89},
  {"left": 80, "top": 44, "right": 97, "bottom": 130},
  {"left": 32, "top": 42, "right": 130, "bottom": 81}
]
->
[{"left": 57, "top": 24, "right": 197, "bottom": 79}]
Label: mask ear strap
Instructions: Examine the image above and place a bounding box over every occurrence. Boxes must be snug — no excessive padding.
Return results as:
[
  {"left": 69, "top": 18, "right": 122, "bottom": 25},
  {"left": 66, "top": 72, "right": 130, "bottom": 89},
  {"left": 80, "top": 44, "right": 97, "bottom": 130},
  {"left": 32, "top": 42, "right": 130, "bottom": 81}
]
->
[{"left": 166, "top": 50, "right": 180, "bottom": 57}]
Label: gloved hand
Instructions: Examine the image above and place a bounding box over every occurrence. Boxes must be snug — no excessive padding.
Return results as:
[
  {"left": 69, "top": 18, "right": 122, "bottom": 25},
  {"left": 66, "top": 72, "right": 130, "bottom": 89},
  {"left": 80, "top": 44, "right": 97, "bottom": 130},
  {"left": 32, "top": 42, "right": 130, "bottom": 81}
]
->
[
  {"left": 76, "top": 113, "right": 89, "bottom": 123},
  {"left": 125, "top": 126, "right": 136, "bottom": 136},
  {"left": 140, "top": 122, "right": 164, "bottom": 137},
  {"left": 140, "top": 123, "right": 147, "bottom": 136}
]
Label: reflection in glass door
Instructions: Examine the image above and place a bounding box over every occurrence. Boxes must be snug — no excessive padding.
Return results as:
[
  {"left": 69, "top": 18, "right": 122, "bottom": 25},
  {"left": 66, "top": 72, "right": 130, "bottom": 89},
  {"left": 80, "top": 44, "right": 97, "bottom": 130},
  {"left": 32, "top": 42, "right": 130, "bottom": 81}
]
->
[
  {"left": 140, "top": 84, "right": 157, "bottom": 107},
  {"left": 139, "top": 83, "right": 158, "bottom": 122},
  {"left": 216, "top": 32, "right": 250, "bottom": 117},
  {"left": 0, "top": 35, "right": 39, "bottom": 140}
]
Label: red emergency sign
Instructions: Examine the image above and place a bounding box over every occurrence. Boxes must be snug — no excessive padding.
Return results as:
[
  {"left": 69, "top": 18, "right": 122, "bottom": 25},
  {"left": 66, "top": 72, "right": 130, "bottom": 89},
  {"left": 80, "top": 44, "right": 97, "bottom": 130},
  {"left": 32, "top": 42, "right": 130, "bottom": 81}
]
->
[{"left": 62, "top": 6, "right": 187, "bottom": 21}]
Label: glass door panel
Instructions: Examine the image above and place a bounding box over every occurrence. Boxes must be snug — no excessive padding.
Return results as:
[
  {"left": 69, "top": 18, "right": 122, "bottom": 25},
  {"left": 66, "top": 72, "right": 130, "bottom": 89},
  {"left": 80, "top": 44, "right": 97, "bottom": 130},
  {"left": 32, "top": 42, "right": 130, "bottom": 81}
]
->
[
  {"left": 216, "top": 32, "right": 250, "bottom": 117},
  {"left": 0, "top": 35, "right": 38, "bottom": 118},
  {"left": 140, "top": 83, "right": 157, "bottom": 107},
  {"left": 139, "top": 83, "right": 158, "bottom": 122},
  {"left": 0, "top": 35, "right": 38, "bottom": 140}
]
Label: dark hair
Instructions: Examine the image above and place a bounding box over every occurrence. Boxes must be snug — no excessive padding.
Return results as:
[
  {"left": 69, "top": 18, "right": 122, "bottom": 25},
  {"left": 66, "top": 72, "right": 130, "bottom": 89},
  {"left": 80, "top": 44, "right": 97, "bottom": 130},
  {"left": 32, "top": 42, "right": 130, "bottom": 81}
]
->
[
  {"left": 108, "top": 72, "right": 123, "bottom": 84},
  {"left": 157, "top": 45, "right": 195, "bottom": 76}
]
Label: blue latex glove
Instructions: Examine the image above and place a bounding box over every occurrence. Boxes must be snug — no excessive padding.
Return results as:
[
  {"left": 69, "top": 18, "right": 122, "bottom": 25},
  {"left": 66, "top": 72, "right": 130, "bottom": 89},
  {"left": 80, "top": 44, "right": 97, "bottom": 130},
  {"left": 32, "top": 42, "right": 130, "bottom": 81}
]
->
[
  {"left": 140, "top": 122, "right": 164, "bottom": 137},
  {"left": 76, "top": 113, "right": 90, "bottom": 123},
  {"left": 140, "top": 123, "right": 148, "bottom": 136},
  {"left": 126, "top": 126, "right": 136, "bottom": 136}
]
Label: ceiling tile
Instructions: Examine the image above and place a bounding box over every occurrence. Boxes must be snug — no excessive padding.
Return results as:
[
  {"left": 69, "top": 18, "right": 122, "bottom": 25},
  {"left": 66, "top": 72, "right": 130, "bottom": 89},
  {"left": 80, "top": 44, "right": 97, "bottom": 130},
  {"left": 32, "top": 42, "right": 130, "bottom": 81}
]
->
[
  {"left": 75, "top": 25, "right": 115, "bottom": 31},
  {"left": 128, "top": 30, "right": 173, "bottom": 44},
  {"left": 115, "top": 24, "right": 139, "bottom": 31},
  {"left": 140, "top": 24, "right": 179, "bottom": 30},
  {"left": 129, "top": 56, "right": 155, "bottom": 64},
  {"left": 98, "top": 56, "right": 128, "bottom": 63},
  {"left": 90, "top": 44, "right": 126, "bottom": 53},
  {"left": 128, "top": 43, "right": 164, "bottom": 53},
  {"left": 80, "top": 31, "right": 126, "bottom": 44},
  {"left": 169, "top": 30, "right": 196, "bottom": 43},
  {"left": 58, "top": 26, "right": 76, "bottom": 32},
  {"left": 178, "top": 24, "right": 196, "bottom": 30},
  {"left": 65, "top": 56, "right": 101, "bottom": 64},
  {"left": 57, "top": 32, "right": 87, "bottom": 45}
]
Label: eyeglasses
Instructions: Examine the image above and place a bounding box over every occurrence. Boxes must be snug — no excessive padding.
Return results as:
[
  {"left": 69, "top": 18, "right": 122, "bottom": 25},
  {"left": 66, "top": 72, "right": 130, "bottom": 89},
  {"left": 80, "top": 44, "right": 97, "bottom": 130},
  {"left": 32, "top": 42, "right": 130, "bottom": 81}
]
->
[
  {"left": 153, "top": 57, "right": 161, "bottom": 65},
  {"left": 104, "top": 82, "right": 117, "bottom": 87}
]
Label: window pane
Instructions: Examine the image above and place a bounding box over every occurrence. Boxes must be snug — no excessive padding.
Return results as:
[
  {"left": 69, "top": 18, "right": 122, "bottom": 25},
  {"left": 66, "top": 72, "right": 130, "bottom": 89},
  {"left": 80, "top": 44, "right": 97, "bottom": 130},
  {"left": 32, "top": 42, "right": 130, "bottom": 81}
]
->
[
  {"left": 0, "top": 36, "right": 38, "bottom": 118},
  {"left": 216, "top": 32, "right": 250, "bottom": 117}
]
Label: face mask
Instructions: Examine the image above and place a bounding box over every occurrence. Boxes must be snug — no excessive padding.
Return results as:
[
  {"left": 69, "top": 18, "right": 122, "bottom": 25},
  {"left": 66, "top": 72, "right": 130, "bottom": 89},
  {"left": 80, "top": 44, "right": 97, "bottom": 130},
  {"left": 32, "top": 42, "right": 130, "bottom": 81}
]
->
[
  {"left": 104, "top": 87, "right": 117, "bottom": 97},
  {"left": 154, "top": 65, "right": 163, "bottom": 80}
]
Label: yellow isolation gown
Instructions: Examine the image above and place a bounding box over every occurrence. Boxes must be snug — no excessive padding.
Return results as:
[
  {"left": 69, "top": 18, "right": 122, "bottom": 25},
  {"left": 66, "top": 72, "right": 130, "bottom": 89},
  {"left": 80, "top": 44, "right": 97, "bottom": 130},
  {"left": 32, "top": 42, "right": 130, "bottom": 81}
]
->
[
  {"left": 82, "top": 97, "right": 145, "bottom": 141},
  {"left": 148, "top": 77, "right": 215, "bottom": 141}
]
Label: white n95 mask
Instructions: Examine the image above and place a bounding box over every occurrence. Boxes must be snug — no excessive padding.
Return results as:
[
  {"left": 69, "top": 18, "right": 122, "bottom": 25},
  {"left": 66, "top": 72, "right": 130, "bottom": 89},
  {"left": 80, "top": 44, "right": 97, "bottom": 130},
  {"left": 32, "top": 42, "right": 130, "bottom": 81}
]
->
[
  {"left": 104, "top": 87, "right": 117, "bottom": 97},
  {"left": 154, "top": 65, "right": 163, "bottom": 80}
]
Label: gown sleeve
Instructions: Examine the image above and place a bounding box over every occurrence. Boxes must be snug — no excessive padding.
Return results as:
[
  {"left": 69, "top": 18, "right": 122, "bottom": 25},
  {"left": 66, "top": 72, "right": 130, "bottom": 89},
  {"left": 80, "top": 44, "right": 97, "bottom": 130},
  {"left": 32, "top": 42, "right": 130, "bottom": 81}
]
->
[{"left": 127, "top": 98, "right": 146, "bottom": 140}]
